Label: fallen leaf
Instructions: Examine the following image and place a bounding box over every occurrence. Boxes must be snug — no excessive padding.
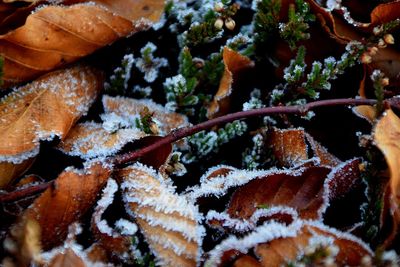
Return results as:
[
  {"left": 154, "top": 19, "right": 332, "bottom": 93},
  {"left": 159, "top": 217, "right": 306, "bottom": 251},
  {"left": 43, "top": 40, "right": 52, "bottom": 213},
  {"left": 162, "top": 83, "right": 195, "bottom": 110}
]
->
[
  {"left": 226, "top": 167, "right": 331, "bottom": 220},
  {"left": 0, "top": 159, "right": 35, "bottom": 188},
  {"left": 206, "top": 220, "right": 372, "bottom": 267},
  {"left": 120, "top": 163, "right": 205, "bottom": 267},
  {"left": 207, "top": 47, "right": 254, "bottom": 119},
  {"left": 91, "top": 178, "right": 137, "bottom": 260},
  {"left": 102, "top": 95, "right": 189, "bottom": 135},
  {"left": 58, "top": 122, "right": 146, "bottom": 160},
  {"left": 374, "top": 109, "right": 400, "bottom": 245},
  {"left": 22, "top": 162, "right": 111, "bottom": 250},
  {"left": 0, "top": 0, "right": 164, "bottom": 87},
  {"left": 48, "top": 249, "right": 85, "bottom": 267},
  {"left": 268, "top": 128, "right": 341, "bottom": 168},
  {"left": 0, "top": 65, "right": 102, "bottom": 188}
]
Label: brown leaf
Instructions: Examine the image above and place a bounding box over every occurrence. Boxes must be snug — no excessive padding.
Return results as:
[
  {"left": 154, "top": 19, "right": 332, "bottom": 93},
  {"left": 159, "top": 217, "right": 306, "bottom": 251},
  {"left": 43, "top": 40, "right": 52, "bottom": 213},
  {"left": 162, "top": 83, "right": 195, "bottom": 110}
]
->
[
  {"left": 22, "top": 162, "right": 111, "bottom": 250},
  {"left": 102, "top": 95, "right": 189, "bottom": 135},
  {"left": 58, "top": 122, "right": 146, "bottom": 160},
  {"left": 0, "top": 159, "right": 35, "bottom": 188},
  {"left": 374, "top": 109, "right": 400, "bottom": 245},
  {"left": 206, "top": 220, "right": 372, "bottom": 267},
  {"left": 48, "top": 249, "right": 86, "bottom": 267},
  {"left": 91, "top": 178, "right": 136, "bottom": 261},
  {"left": 226, "top": 167, "right": 331, "bottom": 220},
  {"left": 0, "top": 65, "right": 102, "bottom": 188},
  {"left": 0, "top": 0, "right": 164, "bottom": 87},
  {"left": 268, "top": 128, "right": 340, "bottom": 168},
  {"left": 120, "top": 163, "right": 205, "bottom": 267},
  {"left": 207, "top": 47, "right": 254, "bottom": 118}
]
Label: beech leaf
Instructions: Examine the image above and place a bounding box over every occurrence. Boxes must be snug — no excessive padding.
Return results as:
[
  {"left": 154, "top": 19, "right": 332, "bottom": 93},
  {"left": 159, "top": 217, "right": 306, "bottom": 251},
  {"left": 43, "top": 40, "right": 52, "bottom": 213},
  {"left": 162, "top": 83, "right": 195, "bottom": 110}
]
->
[
  {"left": 120, "top": 163, "right": 205, "bottom": 267},
  {"left": 207, "top": 47, "right": 254, "bottom": 118},
  {"left": 0, "top": 0, "right": 165, "bottom": 87},
  {"left": 21, "top": 162, "right": 111, "bottom": 250}
]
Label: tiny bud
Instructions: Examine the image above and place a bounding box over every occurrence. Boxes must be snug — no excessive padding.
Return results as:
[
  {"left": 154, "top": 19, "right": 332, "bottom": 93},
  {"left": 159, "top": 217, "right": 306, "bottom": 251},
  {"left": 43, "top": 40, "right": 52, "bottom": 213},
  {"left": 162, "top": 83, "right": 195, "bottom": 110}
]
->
[
  {"left": 367, "top": 46, "right": 378, "bottom": 56},
  {"left": 384, "top": 33, "right": 395, "bottom": 44},
  {"left": 225, "top": 18, "right": 236, "bottom": 30},
  {"left": 214, "top": 2, "right": 224, "bottom": 12},
  {"left": 193, "top": 57, "right": 205, "bottom": 68},
  {"left": 373, "top": 26, "right": 382, "bottom": 36},
  {"left": 214, "top": 18, "right": 224, "bottom": 30},
  {"left": 360, "top": 53, "right": 372, "bottom": 64},
  {"left": 150, "top": 123, "right": 160, "bottom": 135},
  {"left": 381, "top": 77, "right": 390, "bottom": 86},
  {"left": 378, "top": 38, "right": 387, "bottom": 48}
]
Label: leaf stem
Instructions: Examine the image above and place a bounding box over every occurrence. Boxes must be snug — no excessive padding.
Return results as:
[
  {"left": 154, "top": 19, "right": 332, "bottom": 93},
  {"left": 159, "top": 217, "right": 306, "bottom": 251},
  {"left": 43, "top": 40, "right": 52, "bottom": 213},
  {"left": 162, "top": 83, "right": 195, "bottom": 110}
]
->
[{"left": 2, "top": 97, "right": 397, "bottom": 203}]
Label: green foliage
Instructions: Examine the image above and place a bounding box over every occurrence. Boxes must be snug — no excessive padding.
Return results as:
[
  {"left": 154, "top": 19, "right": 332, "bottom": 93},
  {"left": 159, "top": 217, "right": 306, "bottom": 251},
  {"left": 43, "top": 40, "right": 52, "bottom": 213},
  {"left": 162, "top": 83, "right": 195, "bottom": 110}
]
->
[
  {"left": 370, "top": 69, "right": 386, "bottom": 114},
  {"left": 253, "top": 0, "right": 281, "bottom": 47},
  {"left": 183, "top": 120, "right": 247, "bottom": 163},
  {"left": 104, "top": 54, "right": 134, "bottom": 95},
  {"left": 135, "top": 107, "right": 155, "bottom": 134},
  {"left": 184, "top": 10, "right": 221, "bottom": 47}
]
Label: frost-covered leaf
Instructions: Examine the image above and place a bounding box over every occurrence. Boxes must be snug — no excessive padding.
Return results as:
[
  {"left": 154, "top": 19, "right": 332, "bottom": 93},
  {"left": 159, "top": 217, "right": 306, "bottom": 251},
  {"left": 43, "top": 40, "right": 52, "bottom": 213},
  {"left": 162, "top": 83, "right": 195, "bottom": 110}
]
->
[
  {"left": 91, "top": 178, "right": 137, "bottom": 261},
  {"left": 0, "top": 65, "right": 102, "bottom": 188},
  {"left": 205, "top": 220, "right": 372, "bottom": 267},
  {"left": 226, "top": 166, "right": 331, "bottom": 221},
  {"left": 207, "top": 47, "right": 254, "bottom": 119},
  {"left": 102, "top": 95, "right": 189, "bottom": 135},
  {"left": 0, "top": 0, "right": 165, "bottom": 87},
  {"left": 48, "top": 249, "right": 86, "bottom": 267},
  {"left": 120, "top": 163, "right": 205, "bottom": 267},
  {"left": 21, "top": 162, "right": 111, "bottom": 250},
  {"left": 268, "top": 128, "right": 340, "bottom": 168},
  {"left": 58, "top": 122, "right": 146, "bottom": 160},
  {"left": 374, "top": 109, "right": 400, "bottom": 245}
]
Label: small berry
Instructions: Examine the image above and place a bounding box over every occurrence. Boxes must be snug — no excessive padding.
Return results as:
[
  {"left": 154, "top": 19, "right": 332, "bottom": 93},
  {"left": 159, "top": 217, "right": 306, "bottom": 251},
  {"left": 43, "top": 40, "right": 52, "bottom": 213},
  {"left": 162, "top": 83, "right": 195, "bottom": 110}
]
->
[
  {"left": 214, "top": 2, "right": 224, "bottom": 12},
  {"left": 214, "top": 18, "right": 224, "bottom": 30},
  {"left": 384, "top": 33, "right": 395, "bottom": 45},
  {"left": 381, "top": 77, "right": 390, "bottom": 86},
  {"left": 225, "top": 18, "right": 236, "bottom": 30},
  {"left": 360, "top": 53, "right": 372, "bottom": 64}
]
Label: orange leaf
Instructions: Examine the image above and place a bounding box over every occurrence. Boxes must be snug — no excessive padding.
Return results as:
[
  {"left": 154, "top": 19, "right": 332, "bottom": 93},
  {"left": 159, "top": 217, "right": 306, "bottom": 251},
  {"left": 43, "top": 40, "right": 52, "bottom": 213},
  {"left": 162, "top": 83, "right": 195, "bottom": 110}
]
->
[
  {"left": 374, "top": 109, "right": 400, "bottom": 245},
  {"left": 0, "top": 0, "right": 164, "bottom": 87},
  {"left": 120, "top": 163, "right": 205, "bottom": 267},
  {"left": 206, "top": 220, "right": 372, "bottom": 267},
  {"left": 0, "top": 65, "right": 102, "bottom": 188},
  {"left": 207, "top": 47, "right": 254, "bottom": 119},
  {"left": 48, "top": 249, "right": 86, "bottom": 267},
  {"left": 22, "top": 162, "right": 111, "bottom": 250}
]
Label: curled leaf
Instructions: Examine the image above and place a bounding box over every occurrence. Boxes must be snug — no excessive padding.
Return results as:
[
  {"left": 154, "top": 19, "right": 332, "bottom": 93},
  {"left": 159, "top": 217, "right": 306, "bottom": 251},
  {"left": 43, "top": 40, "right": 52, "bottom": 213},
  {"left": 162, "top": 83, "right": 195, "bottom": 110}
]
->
[
  {"left": 120, "top": 163, "right": 205, "bottom": 267},
  {"left": 22, "top": 162, "right": 111, "bottom": 250},
  {"left": 206, "top": 220, "right": 372, "bottom": 267},
  {"left": 207, "top": 47, "right": 254, "bottom": 118},
  {"left": 0, "top": 0, "right": 165, "bottom": 86},
  {"left": 58, "top": 122, "right": 146, "bottom": 160}
]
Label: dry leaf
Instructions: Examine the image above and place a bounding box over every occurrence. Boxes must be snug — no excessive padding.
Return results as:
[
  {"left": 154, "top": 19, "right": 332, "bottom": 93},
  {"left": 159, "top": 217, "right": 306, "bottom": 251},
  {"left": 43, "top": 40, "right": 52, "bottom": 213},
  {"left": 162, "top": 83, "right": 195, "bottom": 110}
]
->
[
  {"left": 102, "top": 95, "right": 189, "bottom": 135},
  {"left": 48, "top": 249, "right": 86, "bottom": 267},
  {"left": 226, "top": 167, "right": 331, "bottom": 220},
  {"left": 58, "top": 122, "right": 146, "bottom": 160},
  {"left": 207, "top": 47, "right": 254, "bottom": 118},
  {"left": 0, "top": 159, "right": 35, "bottom": 188},
  {"left": 91, "top": 178, "right": 137, "bottom": 260},
  {"left": 268, "top": 128, "right": 341, "bottom": 168},
  {"left": 120, "top": 163, "right": 205, "bottom": 267},
  {"left": 206, "top": 220, "right": 372, "bottom": 267},
  {"left": 0, "top": 0, "right": 165, "bottom": 87},
  {"left": 0, "top": 65, "right": 102, "bottom": 188},
  {"left": 374, "top": 109, "right": 400, "bottom": 245},
  {"left": 22, "top": 162, "right": 111, "bottom": 250}
]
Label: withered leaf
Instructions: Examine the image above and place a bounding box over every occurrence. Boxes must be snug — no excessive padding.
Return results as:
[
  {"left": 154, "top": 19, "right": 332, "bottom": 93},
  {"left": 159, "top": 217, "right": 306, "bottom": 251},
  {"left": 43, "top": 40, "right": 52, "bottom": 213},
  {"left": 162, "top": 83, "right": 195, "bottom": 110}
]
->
[
  {"left": 206, "top": 220, "right": 372, "bottom": 267},
  {"left": 48, "top": 249, "right": 86, "bottom": 267},
  {"left": 102, "top": 95, "right": 189, "bottom": 135},
  {"left": 22, "top": 162, "right": 111, "bottom": 250},
  {"left": 91, "top": 178, "right": 136, "bottom": 260},
  {"left": 120, "top": 163, "right": 205, "bottom": 267},
  {"left": 0, "top": 65, "right": 102, "bottom": 188},
  {"left": 374, "top": 109, "right": 400, "bottom": 245},
  {"left": 207, "top": 47, "right": 254, "bottom": 119},
  {"left": 268, "top": 128, "right": 340, "bottom": 168},
  {"left": 58, "top": 122, "right": 146, "bottom": 160},
  {"left": 0, "top": 0, "right": 164, "bottom": 87}
]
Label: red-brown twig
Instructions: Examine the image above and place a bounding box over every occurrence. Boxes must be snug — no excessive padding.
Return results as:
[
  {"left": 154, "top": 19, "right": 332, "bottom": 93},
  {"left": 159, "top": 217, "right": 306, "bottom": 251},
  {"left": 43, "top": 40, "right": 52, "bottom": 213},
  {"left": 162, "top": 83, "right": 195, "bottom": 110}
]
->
[{"left": 0, "top": 97, "right": 388, "bottom": 203}]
